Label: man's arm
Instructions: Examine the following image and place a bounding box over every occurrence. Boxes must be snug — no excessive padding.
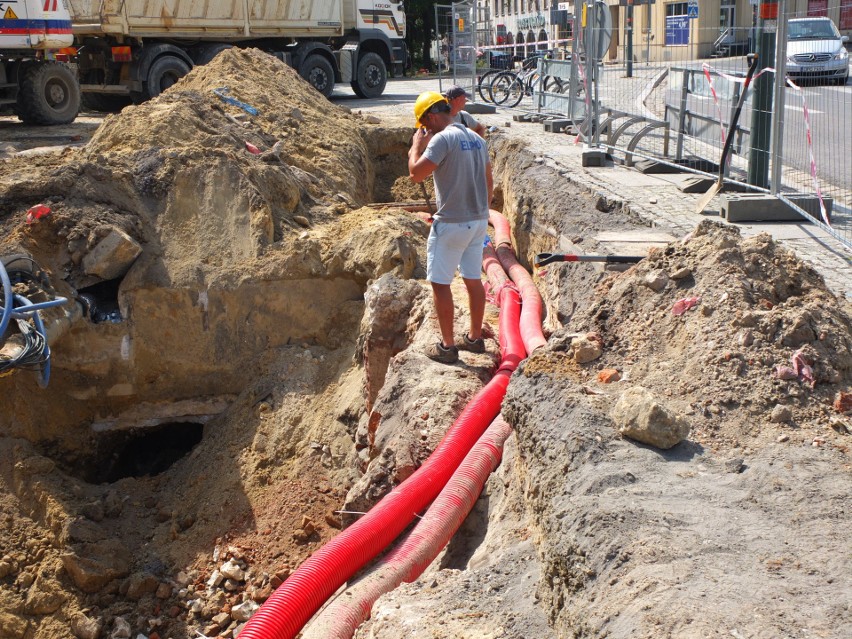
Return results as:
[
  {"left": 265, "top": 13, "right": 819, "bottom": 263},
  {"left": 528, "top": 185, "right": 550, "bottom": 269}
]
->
[
  {"left": 462, "top": 111, "right": 487, "bottom": 139},
  {"left": 408, "top": 128, "right": 439, "bottom": 182},
  {"left": 485, "top": 161, "right": 494, "bottom": 207}
]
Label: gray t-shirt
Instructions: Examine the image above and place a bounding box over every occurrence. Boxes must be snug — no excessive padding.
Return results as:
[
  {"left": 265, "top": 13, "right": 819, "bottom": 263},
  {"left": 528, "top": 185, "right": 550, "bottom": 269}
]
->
[
  {"left": 423, "top": 123, "right": 489, "bottom": 222},
  {"left": 454, "top": 111, "right": 480, "bottom": 131}
]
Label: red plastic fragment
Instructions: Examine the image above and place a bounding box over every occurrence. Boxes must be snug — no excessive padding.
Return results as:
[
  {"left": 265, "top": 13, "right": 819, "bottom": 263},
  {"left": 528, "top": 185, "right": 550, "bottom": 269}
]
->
[{"left": 25, "top": 204, "right": 51, "bottom": 225}]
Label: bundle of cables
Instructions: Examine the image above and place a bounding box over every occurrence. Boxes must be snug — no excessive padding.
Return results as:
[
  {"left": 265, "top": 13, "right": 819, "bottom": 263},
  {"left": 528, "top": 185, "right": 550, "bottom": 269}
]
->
[{"left": 0, "top": 254, "right": 67, "bottom": 387}]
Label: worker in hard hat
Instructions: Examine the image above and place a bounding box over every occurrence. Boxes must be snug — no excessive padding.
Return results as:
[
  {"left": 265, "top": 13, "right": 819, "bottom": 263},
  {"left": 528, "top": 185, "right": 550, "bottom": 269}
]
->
[
  {"left": 443, "top": 85, "right": 487, "bottom": 138},
  {"left": 408, "top": 91, "right": 493, "bottom": 364}
]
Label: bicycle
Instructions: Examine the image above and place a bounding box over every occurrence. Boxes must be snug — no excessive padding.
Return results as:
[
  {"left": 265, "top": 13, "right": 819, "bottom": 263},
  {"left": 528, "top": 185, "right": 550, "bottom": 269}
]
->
[{"left": 488, "top": 53, "right": 562, "bottom": 107}]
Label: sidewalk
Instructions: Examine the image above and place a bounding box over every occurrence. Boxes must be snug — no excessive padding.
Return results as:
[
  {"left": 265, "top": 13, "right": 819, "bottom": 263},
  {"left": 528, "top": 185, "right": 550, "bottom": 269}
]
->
[{"left": 333, "top": 77, "right": 852, "bottom": 303}]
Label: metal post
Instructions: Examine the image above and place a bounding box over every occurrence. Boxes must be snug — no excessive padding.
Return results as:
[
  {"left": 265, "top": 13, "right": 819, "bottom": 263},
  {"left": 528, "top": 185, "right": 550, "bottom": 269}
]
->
[
  {"left": 626, "top": 5, "right": 633, "bottom": 77},
  {"left": 769, "top": 0, "right": 788, "bottom": 196},
  {"left": 644, "top": 5, "right": 651, "bottom": 64},
  {"left": 676, "top": 68, "right": 689, "bottom": 160},
  {"left": 585, "top": 2, "right": 598, "bottom": 147},
  {"left": 748, "top": 2, "right": 777, "bottom": 189}
]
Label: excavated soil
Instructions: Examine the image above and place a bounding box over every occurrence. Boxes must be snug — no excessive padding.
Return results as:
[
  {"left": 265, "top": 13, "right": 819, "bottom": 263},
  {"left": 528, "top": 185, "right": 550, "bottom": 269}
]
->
[{"left": 1, "top": 48, "right": 850, "bottom": 639}]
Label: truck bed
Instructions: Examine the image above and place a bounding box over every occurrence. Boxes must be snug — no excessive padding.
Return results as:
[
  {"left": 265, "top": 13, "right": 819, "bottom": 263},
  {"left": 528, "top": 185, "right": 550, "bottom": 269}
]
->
[{"left": 68, "top": 0, "right": 345, "bottom": 39}]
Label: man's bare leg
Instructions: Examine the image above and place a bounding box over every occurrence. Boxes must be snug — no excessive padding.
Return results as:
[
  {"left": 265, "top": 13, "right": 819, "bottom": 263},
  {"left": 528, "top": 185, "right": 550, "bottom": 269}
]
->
[
  {"left": 463, "top": 277, "right": 485, "bottom": 341},
  {"left": 431, "top": 282, "right": 455, "bottom": 348}
]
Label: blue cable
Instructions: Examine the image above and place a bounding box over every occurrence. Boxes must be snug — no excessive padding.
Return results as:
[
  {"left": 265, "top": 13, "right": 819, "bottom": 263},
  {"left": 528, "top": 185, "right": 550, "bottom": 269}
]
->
[
  {"left": 1, "top": 257, "right": 67, "bottom": 387},
  {"left": 0, "top": 259, "right": 12, "bottom": 340},
  {"left": 13, "top": 294, "right": 51, "bottom": 388}
]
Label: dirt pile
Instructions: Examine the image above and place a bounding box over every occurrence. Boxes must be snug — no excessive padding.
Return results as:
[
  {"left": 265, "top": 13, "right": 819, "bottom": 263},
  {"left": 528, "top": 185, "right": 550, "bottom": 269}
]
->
[
  {"left": 2, "top": 48, "right": 851, "bottom": 639},
  {"left": 0, "top": 48, "right": 441, "bottom": 639},
  {"left": 536, "top": 220, "right": 852, "bottom": 450},
  {"left": 355, "top": 218, "right": 852, "bottom": 639}
]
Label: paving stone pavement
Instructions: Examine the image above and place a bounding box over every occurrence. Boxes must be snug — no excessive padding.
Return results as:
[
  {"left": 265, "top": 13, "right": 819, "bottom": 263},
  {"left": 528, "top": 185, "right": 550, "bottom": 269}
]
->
[{"left": 332, "top": 77, "right": 852, "bottom": 304}]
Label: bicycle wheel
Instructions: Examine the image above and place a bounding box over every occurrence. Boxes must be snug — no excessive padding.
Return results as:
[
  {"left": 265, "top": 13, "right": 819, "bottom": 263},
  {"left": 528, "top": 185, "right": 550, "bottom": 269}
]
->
[
  {"left": 526, "top": 72, "right": 542, "bottom": 96},
  {"left": 541, "top": 75, "right": 563, "bottom": 93},
  {"left": 487, "top": 72, "right": 515, "bottom": 105},
  {"left": 490, "top": 72, "right": 524, "bottom": 108},
  {"left": 477, "top": 70, "right": 504, "bottom": 103}
]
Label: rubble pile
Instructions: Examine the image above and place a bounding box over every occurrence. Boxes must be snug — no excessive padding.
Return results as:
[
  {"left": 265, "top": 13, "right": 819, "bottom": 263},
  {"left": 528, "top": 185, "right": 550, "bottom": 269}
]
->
[
  {"left": 0, "top": 46, "right": 850, "bottom": 639},
  {"left": 0, "top": 49, "right": 432, "bottom": 638},
  {"left": 535, "top": 220, "right": 851, "bottom": 451}
]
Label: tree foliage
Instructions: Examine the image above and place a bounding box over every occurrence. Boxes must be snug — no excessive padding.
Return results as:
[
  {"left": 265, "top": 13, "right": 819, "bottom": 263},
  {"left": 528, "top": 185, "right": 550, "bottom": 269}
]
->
[{"left": 404, "top": 0, "right": 438, "bottom": 70}]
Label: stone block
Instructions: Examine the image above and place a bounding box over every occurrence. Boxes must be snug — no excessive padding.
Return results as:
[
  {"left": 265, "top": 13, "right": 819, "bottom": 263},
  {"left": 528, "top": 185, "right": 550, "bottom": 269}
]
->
[
  {"left": 82, "top": 228, "right": 142, "bottom": 280},
  {"left": 465, "top": 102, "right": 496, "bottom": 115},
  {"left": 722, "top": 194, "right": 833, "bottom": 223},
  {"left": 581, "top": 145, "right": 607, "bottom": 167},
  {"left": 543, "top": 119, "right": 573, "bottom": 133}
]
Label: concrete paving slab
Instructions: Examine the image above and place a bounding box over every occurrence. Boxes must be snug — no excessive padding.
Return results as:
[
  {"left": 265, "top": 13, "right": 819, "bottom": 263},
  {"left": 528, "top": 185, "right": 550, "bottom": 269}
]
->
[{"left": 603, "top": 170, "right": 671, "bottom": 188}]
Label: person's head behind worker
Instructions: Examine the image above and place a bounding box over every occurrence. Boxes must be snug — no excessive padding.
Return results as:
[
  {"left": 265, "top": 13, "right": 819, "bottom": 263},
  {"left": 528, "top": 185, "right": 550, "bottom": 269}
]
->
[
  {"left": 443, "top": 85, "right": 470, "bottom": 116},
  {"left": 414, "top": 91, "right": 452, "bottom": 131}
]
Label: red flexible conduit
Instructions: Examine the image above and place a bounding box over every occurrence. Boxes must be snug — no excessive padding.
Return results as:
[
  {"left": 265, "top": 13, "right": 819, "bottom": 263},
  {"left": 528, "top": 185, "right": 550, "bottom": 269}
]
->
[
  {"left": 301, "top": 416, "right": 514, "bottom": 638},
  {"left": 239, "top": 269, "right": 527, "bottom": 639},
  {"left": 488, "top": 209, "right": 548, "bottom": 354}
]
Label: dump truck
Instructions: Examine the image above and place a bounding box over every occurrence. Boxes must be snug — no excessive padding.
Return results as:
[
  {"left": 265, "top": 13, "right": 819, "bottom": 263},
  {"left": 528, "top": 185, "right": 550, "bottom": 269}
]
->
[
  {"left": 0, "top": 0, "right": 81, "bottom": 124},
  {"left": 67, "top": 0, "right": 407, "bottom": 109}
]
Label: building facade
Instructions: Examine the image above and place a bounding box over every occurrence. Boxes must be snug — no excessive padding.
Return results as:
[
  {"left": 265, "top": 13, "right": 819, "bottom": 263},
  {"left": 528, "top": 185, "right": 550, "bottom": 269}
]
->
[{"left": 482, "top": 0, "right": 852, "bottom": 63}]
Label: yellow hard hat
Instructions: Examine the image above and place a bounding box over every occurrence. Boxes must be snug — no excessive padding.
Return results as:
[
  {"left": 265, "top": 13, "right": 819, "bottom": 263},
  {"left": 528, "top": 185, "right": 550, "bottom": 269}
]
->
[{"left": 414, "top": 91, "right": 449, "bottom": 128}]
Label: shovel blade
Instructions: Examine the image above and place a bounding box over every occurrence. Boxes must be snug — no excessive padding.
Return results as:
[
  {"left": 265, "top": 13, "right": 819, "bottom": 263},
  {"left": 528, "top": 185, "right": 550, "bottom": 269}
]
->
[{"left": 695, "top": 181, "right": 722, "bottom": 214}]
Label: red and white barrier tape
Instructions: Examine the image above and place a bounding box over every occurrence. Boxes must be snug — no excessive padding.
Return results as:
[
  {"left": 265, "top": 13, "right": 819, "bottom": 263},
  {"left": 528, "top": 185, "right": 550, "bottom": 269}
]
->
[
  {"left": 701, "top": 62, "right": 829, "bottom": 227},
  {"left": 701, "top": 62, "right": 776, "bottom": 148},
  {"left": 475, "top": 38, "right": 572, "bottom": 53},
  {"left": 785, "top": 77, "right": 830, "bottom": 227},
  {"left": 701, "top": 63, "right": 728, "bottom": 146},
  {"left": 574, "top": 52, "right": 590, "bottom": 145}
]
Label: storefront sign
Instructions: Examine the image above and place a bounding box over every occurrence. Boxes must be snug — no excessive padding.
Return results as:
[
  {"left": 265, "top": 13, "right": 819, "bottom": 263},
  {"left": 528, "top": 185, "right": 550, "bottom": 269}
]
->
[
  {"left": 518, "top": 14, "right": 547, "bottom": 30},
  {"left": 666, "top": 15, "right": 689, "bottom": 45}
]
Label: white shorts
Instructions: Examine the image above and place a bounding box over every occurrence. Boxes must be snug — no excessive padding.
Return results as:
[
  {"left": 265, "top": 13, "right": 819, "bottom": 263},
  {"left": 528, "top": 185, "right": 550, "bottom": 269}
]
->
[{"left": 426, "top": 218, "right": 489, "bottom": 285}]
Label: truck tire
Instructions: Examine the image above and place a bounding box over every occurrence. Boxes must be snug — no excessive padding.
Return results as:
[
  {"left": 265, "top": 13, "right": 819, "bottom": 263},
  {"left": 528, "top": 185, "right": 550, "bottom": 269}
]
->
[
  {"left": 351, "top": 52, "right": 386, "bottom": 99},
  {"left": 299, "top": 54, "right": 335, "bottom": 98},
  {"left": 15, "top": 62, "right": 81, "bottom": 125},
  {"left": 81, "top": 93, "right": 132, "bottom": 113},
  {"left": 145, "top": 55, "right": 191, "bottom": 100},
  {"left": 192, "top": 43, "right": 233, "bottom": 66}
]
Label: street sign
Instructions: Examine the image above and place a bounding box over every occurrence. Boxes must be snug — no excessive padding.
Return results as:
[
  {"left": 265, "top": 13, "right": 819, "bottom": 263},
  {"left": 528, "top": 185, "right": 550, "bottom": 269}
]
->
[
  {"left": 558, "top": 2, "right": 570, "bottom": 11},
  {"left": 687, "top": 1, "right": 699, "bottom": 19}
]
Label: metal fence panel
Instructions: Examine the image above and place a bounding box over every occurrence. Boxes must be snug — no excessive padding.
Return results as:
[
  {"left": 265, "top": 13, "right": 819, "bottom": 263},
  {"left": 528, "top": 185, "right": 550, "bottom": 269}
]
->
[{"left": 488, "top": 0, "right": 851, "bottom": 251}]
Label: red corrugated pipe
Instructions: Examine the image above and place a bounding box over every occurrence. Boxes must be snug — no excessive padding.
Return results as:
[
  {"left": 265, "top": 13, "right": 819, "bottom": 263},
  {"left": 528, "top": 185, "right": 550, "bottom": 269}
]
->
[
  {"left": 301, "top": 416, "right": 514, "bottom": 638},
  {"left": 239, "top": 261, "right": 527, "bottom": 639},
  {"left": 488, "top": 209, "right": 547, "bottom": 354}
]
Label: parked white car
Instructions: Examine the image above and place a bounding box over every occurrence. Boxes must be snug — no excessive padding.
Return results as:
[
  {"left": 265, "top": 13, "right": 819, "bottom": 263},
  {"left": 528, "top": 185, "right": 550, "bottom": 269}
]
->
[{"left": 786, "top": 17, "right": 849, "bottom": 85}]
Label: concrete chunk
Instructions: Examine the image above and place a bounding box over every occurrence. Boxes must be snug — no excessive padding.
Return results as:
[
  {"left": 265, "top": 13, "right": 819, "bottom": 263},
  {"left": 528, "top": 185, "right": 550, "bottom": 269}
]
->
[{"left": 82, "top": 228, "right": 142, "bottom": 280}]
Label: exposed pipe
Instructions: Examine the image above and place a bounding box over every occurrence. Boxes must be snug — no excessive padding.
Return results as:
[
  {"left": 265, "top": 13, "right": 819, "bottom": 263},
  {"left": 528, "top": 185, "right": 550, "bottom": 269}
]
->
[
  {"left": 301, "top": 416, "right": 514, "bottom": 639},
  {"left": 239, "top": 371, "right": 518, "bottom": 639},
  {"left": 240, "top": 233, "right": 528, "bottom": 639},
  {"left": 488, "top": 210, "right": 547, "bottom": 353},
  {"left": 299, "top": 263, "right": 525, "bottom": 638},
  {"left": 483, "top": 244, "right": 526, "bottom": 373}
]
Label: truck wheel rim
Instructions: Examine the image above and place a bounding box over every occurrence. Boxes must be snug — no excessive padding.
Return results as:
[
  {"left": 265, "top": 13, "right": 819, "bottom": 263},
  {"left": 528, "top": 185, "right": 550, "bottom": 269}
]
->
[
  {"left": 309, "top": 70, "right": 328, "bottom": 91},
  {"left": 364, "top": 64, "right": 381, "bottom": 88},
  {"left": 46, "top": 81, "right": 68, "bottom": 109}
]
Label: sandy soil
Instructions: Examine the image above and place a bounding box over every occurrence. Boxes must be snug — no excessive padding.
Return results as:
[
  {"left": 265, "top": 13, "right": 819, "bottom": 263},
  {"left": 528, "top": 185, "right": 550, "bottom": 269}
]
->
[{"left": 0, "top": 48, "right": 850, "bottom": 639}]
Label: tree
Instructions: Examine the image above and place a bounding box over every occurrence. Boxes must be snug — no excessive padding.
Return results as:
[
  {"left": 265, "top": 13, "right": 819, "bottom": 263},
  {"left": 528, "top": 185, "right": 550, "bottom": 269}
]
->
[{"left": 405, "top": 0, "right": 438, "bottom": 71}]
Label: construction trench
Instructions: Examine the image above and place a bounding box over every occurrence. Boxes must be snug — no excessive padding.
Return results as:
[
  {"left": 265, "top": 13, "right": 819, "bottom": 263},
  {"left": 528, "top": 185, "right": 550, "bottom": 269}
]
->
[{"left": 1, "top": 49, "right": 851, "bottom": 639}]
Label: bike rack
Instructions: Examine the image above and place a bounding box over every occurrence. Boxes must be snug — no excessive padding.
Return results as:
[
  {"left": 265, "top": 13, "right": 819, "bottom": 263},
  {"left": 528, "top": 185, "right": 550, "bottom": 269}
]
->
[{"left": 600, "top": 109, "right": 670, "bottom": 167}]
